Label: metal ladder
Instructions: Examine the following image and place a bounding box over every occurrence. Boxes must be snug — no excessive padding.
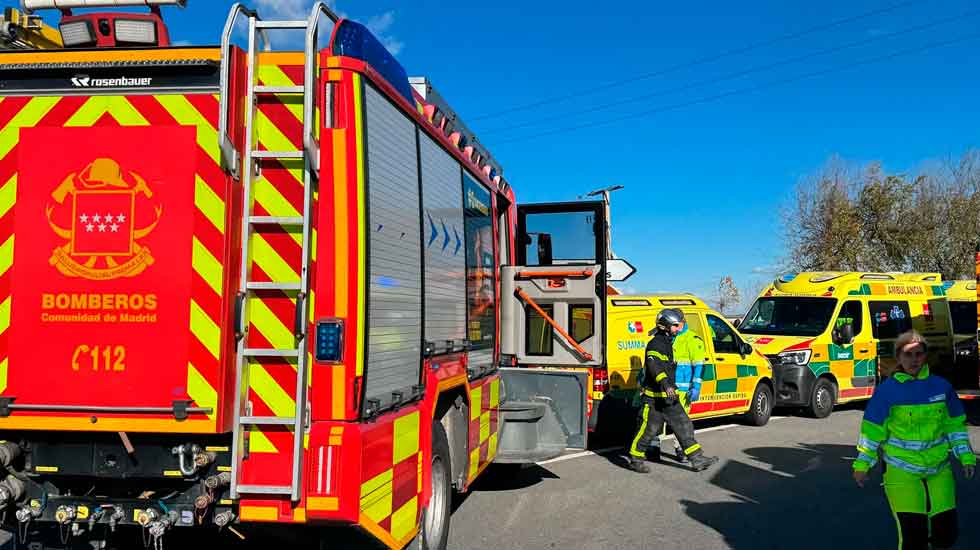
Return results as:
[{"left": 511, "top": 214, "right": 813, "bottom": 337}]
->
[{"left": 218, "top": 2, "right": 339, "bottom": 503}]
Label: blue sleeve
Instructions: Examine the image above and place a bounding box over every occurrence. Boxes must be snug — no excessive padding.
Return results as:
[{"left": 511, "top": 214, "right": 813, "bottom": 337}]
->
[
  {"left": 863, "top": 382, "right": 892, "bottom": 425},
  {"left": 946, "top": 384, "right": 966, "bottom": 419}
]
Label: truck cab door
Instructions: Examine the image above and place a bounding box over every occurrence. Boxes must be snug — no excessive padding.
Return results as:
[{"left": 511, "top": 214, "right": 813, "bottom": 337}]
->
[
  {"left": 495, "top": 201, "right": 607, "bottom": 462},
  {"left": 501, "top": 201, "right": 607, "bottom": 367}
]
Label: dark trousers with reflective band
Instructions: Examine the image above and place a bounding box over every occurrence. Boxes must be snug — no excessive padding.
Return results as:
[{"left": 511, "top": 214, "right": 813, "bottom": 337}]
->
[
  {"left": 629, "top": 394, "right": 701, "bottom": 459},
  {"left": 885, "top": 465, "right": 957, "bottom": 549}
]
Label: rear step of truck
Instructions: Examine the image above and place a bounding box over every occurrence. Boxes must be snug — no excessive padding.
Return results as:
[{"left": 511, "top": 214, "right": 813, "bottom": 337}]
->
[{"left": 225, "top": 5, "right": 333, "bottom": 502}]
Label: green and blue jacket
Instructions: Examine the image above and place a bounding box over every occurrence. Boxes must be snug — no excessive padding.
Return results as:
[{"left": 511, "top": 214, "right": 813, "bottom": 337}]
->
[{"left": 854, "top": 365, "right": 976, "bottom": 476}]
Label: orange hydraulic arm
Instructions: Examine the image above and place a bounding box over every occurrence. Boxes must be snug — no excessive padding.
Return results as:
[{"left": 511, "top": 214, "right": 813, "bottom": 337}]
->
[{"left": 515, "top": 288, "right": 593, "bottom": 361}]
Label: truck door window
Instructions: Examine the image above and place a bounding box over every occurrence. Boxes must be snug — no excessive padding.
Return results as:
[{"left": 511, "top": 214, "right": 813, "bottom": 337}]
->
[
  {"left": 464, "top": 175, "right": 496, "bottom": 353},
  {"left": 706, "top": 314, "right": 739, "bottom": 354},
  {"left": 520, "top": 211, "right": 597, "bottom": 266},
  {"left": 869, "top": 301, "right": 912, "bottom": 339},
  {"left": 526, "top": 304, "right": 554, "bottom": 356},
  {"left": 569, "top": 304, "right": 594, "bottom": 343},
  {"left": 838, "top": 300, "right": 863, "bottom": 336}
]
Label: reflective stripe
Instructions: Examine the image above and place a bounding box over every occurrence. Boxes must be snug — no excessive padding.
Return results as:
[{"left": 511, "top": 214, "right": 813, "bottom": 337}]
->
[
  {"left": 885, "top": 435, "right": 946, "bottom": 451},
  {"left": 882, "top": 454, "right": 949, "bottom": 476},
  {"left": 629, "top": 402, "right": 651, "bottom": 458},
  {"left": 676, "top": 383, "right": 690, "bottom": 390},
  {"left": 858, "top": 436, "right": 880, "bottom": 452},
  {"left": 648, "top": 350, "right": 668, "bottom": 361},
  {"left": 947, "top": 432, "right": 971, "bottom": 443},
  {"left": 654, "top": 373, "right": 667, "bottom": 382},
  {"left": 683, "top": 443, "right": 701, "bottom": 456},
  {"left": 643, "top": 388, "right": 666, "bottom": 398},
  {"left": 857, "top": 451, "right": 878, "bottom": 467},
  {"left": 951, "top": 444, "right": 973, "bottom": 457},
  {"left": 692, "top": 378, "right": 702, "bottom": 384}
]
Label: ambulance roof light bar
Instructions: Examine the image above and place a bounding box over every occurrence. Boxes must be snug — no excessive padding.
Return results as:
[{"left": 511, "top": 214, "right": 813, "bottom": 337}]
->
[{"left": 22, "top": 0, "right": 186, "bottom": 13}]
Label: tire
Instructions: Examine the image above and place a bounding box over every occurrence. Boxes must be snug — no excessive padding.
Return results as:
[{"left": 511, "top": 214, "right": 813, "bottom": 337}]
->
[
  {"left": 746, "top": 383, "right": 773, "bottom": 426},
  {"left": 808, "top": 378, "right": 836, "bottom": 419},
  {"left": 415, "top": 420, "right": 452, "bottom": 550}
]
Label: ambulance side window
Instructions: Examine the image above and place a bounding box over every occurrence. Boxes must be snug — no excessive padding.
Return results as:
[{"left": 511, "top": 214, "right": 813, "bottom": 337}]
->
[
  {"left": 706, "top": 314, "right": 739, "bottom": 355},
  {"left": 869, "top": 301, "right": 912, "bottom": 339},
  {"left": 838, "top": 301, "right": 864, "bottom": 336}
]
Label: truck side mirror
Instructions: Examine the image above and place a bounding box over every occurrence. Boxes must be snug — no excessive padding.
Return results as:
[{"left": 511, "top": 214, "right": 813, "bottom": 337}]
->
[{"left": 537, "top": 233, "right": 553, "bottom": 266}]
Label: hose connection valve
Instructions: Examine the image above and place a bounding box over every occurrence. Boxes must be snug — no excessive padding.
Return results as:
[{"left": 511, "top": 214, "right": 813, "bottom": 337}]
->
[
  {"left": 136, "top": 508, "right": 159, "bottom": 527},
  {"left": 54, "top": 505, "right": 76, "bottom": 525}
]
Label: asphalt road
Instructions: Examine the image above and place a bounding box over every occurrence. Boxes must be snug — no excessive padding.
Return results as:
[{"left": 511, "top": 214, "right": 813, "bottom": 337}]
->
[
  {"left": 447, "top": 403, "right": 980, "bottom": 550},
  {"left": 7, "top": 403, "right": 980, "bottom": 549}
]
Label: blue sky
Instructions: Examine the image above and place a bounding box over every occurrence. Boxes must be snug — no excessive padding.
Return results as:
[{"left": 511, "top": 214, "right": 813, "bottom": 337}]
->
[{"left": 34, "top": 0, "right": 980, "bottom": 309}]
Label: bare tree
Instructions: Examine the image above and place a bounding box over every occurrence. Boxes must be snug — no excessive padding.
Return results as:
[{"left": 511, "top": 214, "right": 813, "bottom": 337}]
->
[
  {"left": 782, "top": 150, "right": 980, "bottom": 279},
  {"left": 716, "top": 276, "right": 741, "bottom": 315}
]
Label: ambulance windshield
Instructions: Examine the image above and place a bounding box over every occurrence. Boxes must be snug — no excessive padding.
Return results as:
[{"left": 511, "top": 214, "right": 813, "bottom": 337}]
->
[{"left": 739, "top": 297, "right": 838, "bottom": 337}]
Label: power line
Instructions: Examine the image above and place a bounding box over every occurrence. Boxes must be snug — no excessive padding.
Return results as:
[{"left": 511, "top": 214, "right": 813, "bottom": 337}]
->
[
  {"left": 480, "top": 8, "right": 980, "bottom": 137},
  {"left": 470, "top": 0, "right": 925, "bottom": 121},
  {"left": 492, "top": 32, "right": 980, "bottom": 145}
]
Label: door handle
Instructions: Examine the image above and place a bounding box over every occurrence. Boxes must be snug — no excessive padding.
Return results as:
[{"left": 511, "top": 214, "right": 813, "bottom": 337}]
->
[{"left": 716, "top": 356, "right": 727, "bottom": 362}]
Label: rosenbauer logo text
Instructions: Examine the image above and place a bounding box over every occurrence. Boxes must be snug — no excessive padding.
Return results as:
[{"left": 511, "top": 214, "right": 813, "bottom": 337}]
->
[{"left": 71, "top": 75, "right": 153, "bottom": 88}]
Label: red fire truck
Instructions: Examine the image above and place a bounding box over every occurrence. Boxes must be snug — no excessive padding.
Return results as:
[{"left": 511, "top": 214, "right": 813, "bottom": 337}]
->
[{"left": 0, "top": 1, "right": 608, "bottom": 548}]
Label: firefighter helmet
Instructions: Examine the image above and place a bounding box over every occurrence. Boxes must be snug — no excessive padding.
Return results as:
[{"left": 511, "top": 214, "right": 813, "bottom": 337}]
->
[{"left": 656, "top": 308, "right": 685, "bottom": 330}]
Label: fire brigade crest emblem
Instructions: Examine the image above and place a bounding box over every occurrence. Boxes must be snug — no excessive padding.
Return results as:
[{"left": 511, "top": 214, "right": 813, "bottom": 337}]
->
[{"left": 45, "top": 158, "right": 162, "bottom": 280}]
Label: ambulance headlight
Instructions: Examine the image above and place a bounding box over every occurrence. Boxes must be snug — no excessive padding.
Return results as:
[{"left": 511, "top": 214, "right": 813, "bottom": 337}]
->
[
  {"left": 114, "top": 19, "right": 158, "bottom": 45},
  {"left": 777, "top": 349, "right": 811, "bottom": 366},
  {"left": 59, "top": 20, "right": 95, "bottom": 47}
]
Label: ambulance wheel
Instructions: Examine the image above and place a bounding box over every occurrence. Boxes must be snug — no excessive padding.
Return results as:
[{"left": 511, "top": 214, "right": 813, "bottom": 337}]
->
[
  {"left": 746, "top": 383, "right": 773, "bottom": 426},
  {"left": 416, "top": 420, "right": 452, "bottom": 550},
  {"left": 808, "top": 378, "right": 835, "bottom": 419}
]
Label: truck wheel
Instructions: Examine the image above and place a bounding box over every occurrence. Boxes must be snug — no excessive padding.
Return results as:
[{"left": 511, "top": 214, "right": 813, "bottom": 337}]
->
[
  {"left": 746, "top": 383, "right": 773, "bottom": 426},
  {"left": 416, "top": 420, "right": 452, "bottom": 550},
  {"left": 808, "top": 379, "right": 835, "bottom": 419}
]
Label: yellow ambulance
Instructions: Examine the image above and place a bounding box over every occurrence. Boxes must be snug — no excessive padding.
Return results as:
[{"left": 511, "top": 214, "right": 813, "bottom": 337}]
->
[
  {"left": 945, "top": 279, "right": 978, "bottom": 387},
  {"left": 606, "top": 294, "right": 775, "bottom": 428},
  {"left": 739, "top": 272, "right": 955, "bottom": 418}
]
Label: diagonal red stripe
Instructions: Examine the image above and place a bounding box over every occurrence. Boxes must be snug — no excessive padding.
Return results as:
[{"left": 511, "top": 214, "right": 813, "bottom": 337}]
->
[
  {"left": 126, "top": 95, "right": 176, "bottom": 126},
  {"left": 256, "top": 98, "right": 304, "bottom": 151},
  {"left": 255, "top": 160, "right": 305, "bottom": 213},
  {"left": 92, "top": 112, "right": 121, "bottom": 127},
  {"left": 0, "top": 97, "right": 30, "bottom": 131},
  {"left": 183, "top": 94, "right": 220, "bottom": 130},
  {"left": 37, "top": 96, "right": 88, "bottom": 128},
  {"left": 278, "top": 65, "right": 304, "bottom": 86}
]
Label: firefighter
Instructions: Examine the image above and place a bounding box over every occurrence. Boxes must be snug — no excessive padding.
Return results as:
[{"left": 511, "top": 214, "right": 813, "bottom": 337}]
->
[
  {"left": 644, "top": 321, "right": 706, "bottom": 463},
  {"left": 853, "top": 330, "right": 976, "bottom": 550},
  {"left": 627, "top": 308, "right": 719, "bottom": 473}
]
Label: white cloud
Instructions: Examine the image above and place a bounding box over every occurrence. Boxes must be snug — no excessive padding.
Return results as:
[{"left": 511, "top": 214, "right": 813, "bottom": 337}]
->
[
  {"left": 254, "top": 0, "right": 335, "bottom": 20},
  {"left": 365, "top": 10, "right": 403, "bottom": 54}
]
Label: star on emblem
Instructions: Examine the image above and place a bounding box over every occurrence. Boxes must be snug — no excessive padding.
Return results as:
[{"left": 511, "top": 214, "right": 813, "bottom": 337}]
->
[
  {"left": 116, "top": 213, "right": 126, "bottom": 223},
  {"left": 80, "top": 214, "right": 89, "bottom": 223},
  {"left": 110, "top": 224, "right": 119, "bottom": 233},
  {"left": 93, "top": 214, "right": 102, "bottom": 223},
  {"left": 98, "top": 224, "right": 107, "bottom": 232},
  {"left": 85, "top": 223, "right": 95, "bottom": 232}
]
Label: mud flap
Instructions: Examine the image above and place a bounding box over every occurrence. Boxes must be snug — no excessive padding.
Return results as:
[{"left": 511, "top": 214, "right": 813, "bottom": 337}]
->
[{"left": 494, "top": 367, "right": 588, "bottom": 463}]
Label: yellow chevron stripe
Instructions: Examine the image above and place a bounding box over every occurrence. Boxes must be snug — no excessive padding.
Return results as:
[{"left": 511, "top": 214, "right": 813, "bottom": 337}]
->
[
  {"left": 257, "top": 64, "right": 305, "bottom": 123},
  {"left": 251, "top": 233, "right": 299, "bottom": 284},
  {"left": 249, "top": 428, "right": 279, "bottom": 453},
  {"left": 0, "top": 358, "right": 6, "bottom": 394},
  {"left": 0, "top": 297, "right": 9, "bottom": 336},
  {"left": 0, "top": 236, "right": 12, "bottom": 279},
  {"left": 189, "top": 300, "right": 220, "bottom": 360},
  {"left": 65, "top": 96, "right": 148, "bottom": 127},
  {"left": 187, "top": 362, "right": 217, "bottom": 422},
  {"left": 248, "top": 295, "right": 294, "bottom": 350},
  {"left": 248, "top": 362, "right": 296, "bottom": 417},
  {"left": 0, "top": 97, "right": 60, "bottom": 160},
  {"left": 192, "top": 238, "right": 222, "bottom": 296},
  {"left": 254, "top": 107, "right": 304, "bottom": 182},
  {"left": 0, "top": 174, "right": 16, "bottom": 219},
  {"left": 311, "top": 229, "right": 317, "bottom": 262},
  {"left": 353, "top": 73, "right": 367, "bottom": 377},
  {"left": 194, "top": 175, "right": 225, "bottom": 234},
  {"left": 155, "top": 94, "right": 221, "bottom": 166}
]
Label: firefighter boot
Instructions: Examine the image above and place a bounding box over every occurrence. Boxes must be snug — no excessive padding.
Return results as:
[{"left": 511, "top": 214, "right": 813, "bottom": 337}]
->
[
  {"left": 688, "top": 452, "right": 719, "bottom": 472},
  {"left": 675, "top": 444, "right": 688, "bottom": 463},
  {"left": 627, "top": 456, "right": 651, "bottom": 473},
  {"left": 645, "top": 446, "right": 662, "bottom": 463}
]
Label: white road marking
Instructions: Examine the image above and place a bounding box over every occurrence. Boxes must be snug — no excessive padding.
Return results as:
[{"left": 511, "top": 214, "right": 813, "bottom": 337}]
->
[{"left": 536, "top": 416, "right": 787, "bottom": 465}]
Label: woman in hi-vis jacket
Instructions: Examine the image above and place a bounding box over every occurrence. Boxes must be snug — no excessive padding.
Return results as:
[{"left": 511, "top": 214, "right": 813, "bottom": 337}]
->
[{"left": 853, "top": 330, "right": 976, "bottom": 549}]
